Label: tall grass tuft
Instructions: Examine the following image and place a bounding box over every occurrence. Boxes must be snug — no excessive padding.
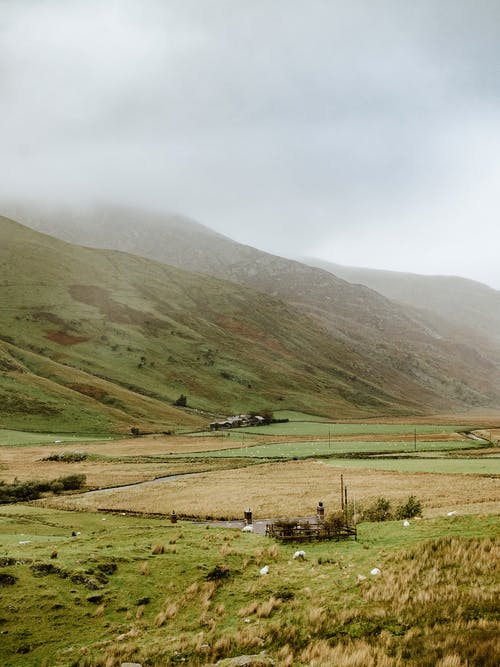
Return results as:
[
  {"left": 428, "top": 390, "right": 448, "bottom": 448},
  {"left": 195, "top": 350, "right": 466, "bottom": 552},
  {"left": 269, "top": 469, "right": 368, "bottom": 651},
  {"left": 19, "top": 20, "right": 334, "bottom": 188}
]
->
[{"left": 138, "top": 561, "right": 150, "bottom": 576}]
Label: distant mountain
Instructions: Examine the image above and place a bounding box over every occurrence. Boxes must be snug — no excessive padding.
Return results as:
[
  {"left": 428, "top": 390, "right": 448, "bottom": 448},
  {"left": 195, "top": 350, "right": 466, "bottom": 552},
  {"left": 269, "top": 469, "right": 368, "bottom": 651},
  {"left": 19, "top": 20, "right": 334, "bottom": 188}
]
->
[
  {"left": 303, "top": 259, "right": 500, "bottom": 353},
  {"left": 2, "top": 202, "right": 500, "bottom": 421}
]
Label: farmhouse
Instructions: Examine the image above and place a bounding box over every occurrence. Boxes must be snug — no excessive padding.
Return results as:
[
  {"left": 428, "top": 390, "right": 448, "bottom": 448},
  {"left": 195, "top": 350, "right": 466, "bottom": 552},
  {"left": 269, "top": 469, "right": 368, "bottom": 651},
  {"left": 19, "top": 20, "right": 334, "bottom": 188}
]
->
[{"left": 209, "top": 414, "right": 265, "bottom": 430}]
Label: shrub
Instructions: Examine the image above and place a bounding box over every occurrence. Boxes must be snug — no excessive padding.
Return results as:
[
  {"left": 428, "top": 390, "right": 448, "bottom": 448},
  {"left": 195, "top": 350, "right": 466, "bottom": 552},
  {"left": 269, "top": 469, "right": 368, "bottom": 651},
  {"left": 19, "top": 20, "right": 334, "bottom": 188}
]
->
[
  {"left": 0, "top": 474, "right": 86, "bottom": 504},
  {"left": 324, "top": 511, "right": 345, "bottom": 532},
  {"left": 362, "top": 497, "right": 393, "bottom": 522},
  {"left": 395, "top": 495, "right": 423, "bottom": 519},
  {"left": 42, "top": 451, "right": 87, "bottom": 462},
  {"left": 174, "top": 394, "right": 187, "bottom": 407},
  {"left": 54, "top": 474, "right": 86, "bottom": 491},
  {"left": 0, "top": 572, "right": 18, "bottom": 586},
  {"left": 49, "top": 481, "right": 64, "bottom": 494},
  {"left": 205, "top": 564, "right": 230, "bottom": 581},
  {"left": 0, "top": 480, "right": 42, "bottom": 503}
]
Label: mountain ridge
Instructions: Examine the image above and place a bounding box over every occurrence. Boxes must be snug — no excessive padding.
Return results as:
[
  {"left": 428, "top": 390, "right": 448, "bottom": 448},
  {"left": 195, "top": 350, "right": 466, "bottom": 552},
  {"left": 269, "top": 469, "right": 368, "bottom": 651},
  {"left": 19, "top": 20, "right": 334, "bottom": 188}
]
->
[
  {"left": 2, "top": 215, "right": 433, "bottom": 432},
  {"left": 2, "top": 203, "right": 499, "bottom": 428}
]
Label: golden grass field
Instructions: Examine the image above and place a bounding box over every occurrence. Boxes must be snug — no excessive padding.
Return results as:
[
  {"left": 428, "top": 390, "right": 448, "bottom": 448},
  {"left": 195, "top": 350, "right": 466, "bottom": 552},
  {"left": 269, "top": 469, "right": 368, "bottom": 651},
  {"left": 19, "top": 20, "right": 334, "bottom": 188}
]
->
[
  {"left": 38, "top": 458, "right": 500, "bottom": 519},
  {"left": 1, "top": 416, "right": 499, "bottom": 667},
  {"left": 2, "top": 417, "right": 498, "bottom": 522},
  {"left": 0, "top": 429, "right": 472, "bottom": 484}
]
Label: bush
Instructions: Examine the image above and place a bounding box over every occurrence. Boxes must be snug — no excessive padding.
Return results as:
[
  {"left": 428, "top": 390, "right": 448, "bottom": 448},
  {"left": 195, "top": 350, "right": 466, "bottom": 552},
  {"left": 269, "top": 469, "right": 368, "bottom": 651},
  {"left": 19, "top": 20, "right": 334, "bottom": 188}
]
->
[
  {"left": 55, "top": 474, "right": 86, "bottom": 491},
  {"left": 361, "top": 495, "right": 423, "bottom": 522},
  {"left": 42, "top": 451, "right": 87, "bottom": 462},
  {"left": 0, "top": 474, "right": 86, "bottom": 504},
  {"left": 49, "top": 481, "right": 65, "bottom": 494},
  {"left": 324, "top": 511, "right": 345, "bottom": 532},
  {"left": 174, "top": 394, "right": 187, "bottom": 407},
  {"left": 395, "top": 495, "right": 423, "bottom": 519},
  {"left": 362, "top": 497, "right": 393, "bottom": 522},
  {"left": 0, "top": 480, "right": 42, "bottom": 503},
  {"left": 205, "top": 564, "right": 230, "bottom": 581}
]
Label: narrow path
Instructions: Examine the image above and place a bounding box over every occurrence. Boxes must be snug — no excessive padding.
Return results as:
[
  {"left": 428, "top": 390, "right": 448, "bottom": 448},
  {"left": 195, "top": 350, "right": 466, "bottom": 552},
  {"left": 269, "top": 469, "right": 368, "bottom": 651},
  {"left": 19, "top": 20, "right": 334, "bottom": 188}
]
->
[{"left": 83, "top": 471, "right": 205, "bottom": 496}]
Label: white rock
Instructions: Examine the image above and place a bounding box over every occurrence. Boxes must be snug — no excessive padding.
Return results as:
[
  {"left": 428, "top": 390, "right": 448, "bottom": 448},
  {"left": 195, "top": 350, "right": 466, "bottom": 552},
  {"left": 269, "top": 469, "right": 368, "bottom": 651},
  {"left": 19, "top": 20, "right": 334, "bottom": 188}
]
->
[
  {"left": 403, "top": 520, "right": 410, "bottom": 527},
  {"left": 357, "top": 574, "right": 367, "bottom": 581},
  {"left": 447, "top": 511, "right": 457, "bottom": 516},
  {"left": 259, "top": 565, "right": 269, "bottom": 575},
  {"left": 370, "top": 567, "right": 381, "bottom": 576}
]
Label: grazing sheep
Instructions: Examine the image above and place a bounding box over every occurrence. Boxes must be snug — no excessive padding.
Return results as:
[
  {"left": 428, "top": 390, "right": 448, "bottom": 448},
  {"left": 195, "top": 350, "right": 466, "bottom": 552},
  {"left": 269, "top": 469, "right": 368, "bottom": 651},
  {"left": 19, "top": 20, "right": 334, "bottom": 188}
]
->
[
  {"left": 242, "top": 525, "right": 253, "bottom": 532},
  {"left": 293, "top": 550, "right": 306, "bottom": 560},
  {"left": 260, "top": 565, "right": 269, "bottom": 575},
  {"left": 370, "top": 567, "right": 381, "bottom": 576}
]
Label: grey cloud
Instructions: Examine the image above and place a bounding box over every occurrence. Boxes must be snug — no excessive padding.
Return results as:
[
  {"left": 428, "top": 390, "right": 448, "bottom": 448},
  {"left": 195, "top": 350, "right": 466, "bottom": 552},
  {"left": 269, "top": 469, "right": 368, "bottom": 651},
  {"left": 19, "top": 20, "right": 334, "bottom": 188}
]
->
[{"left": 1, "top": 0, "right": 499, "bottom": 288}]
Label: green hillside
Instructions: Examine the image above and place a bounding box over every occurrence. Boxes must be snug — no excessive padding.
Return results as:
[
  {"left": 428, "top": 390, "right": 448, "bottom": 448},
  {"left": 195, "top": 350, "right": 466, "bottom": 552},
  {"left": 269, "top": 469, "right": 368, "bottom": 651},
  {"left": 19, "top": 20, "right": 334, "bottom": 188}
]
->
[
  {"left": 8, "top": 203, "right": 499, "bottom": 415},
  {"left": 0, "top": 217, "right": 416, "bottom": 433}
]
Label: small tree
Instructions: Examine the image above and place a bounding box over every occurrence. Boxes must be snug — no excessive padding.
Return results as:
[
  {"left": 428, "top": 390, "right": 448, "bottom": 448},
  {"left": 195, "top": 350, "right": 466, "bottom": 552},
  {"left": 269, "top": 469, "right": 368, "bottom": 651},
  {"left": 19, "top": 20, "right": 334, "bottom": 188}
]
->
[
  {"left": 395, "top": 495, "right": 423, "bottom": 520},
  {"left": 174, "top": 394, "right": 187, "bottom": 407},
  {"left": 362, "top": 496, "right": 393, "bottom": 522}
]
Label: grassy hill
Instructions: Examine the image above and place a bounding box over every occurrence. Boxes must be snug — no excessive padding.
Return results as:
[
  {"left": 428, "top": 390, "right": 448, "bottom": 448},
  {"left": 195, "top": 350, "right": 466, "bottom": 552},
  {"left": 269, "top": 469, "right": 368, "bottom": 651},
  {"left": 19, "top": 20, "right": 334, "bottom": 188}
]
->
[
  {"left": 1, "top": 216, "right": 432, "bottom": 432},
  {"left": 5, "top": 202, "right": 499, "bottom": 415}
]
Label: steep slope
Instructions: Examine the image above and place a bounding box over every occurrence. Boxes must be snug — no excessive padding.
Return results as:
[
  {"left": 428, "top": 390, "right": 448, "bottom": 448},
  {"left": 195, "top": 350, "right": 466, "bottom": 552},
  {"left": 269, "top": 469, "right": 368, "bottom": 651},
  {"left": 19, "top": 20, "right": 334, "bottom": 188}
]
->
[
  {"left": 5, "top": 202, "right": 499, "bottom": 414},
  {"left": 303, "top": 259, "right": 500, "bottom": 354},
  {"left": 1, "top": 216, "right": 431, "bottom": 432}
]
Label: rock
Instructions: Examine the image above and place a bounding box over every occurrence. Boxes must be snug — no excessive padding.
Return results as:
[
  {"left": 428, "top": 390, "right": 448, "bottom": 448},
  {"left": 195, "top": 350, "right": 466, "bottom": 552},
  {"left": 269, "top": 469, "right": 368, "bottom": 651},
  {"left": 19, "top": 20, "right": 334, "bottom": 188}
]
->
[
  {"left": 259, "top": 565, "right": 269, "bottom": 575},
  {"left": 370, "top": 567, "right": 381, "bottom": 576},
  {"left": 214, "top": 651, "right": 275, "bottom": 666}
]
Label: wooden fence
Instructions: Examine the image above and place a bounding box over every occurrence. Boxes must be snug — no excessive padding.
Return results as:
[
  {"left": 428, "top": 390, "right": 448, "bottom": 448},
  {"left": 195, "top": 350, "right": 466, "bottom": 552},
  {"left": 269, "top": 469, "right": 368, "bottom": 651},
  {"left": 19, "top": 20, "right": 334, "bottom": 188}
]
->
[{"left": 266, "top": 519, "right": 357, "bottom": 543}]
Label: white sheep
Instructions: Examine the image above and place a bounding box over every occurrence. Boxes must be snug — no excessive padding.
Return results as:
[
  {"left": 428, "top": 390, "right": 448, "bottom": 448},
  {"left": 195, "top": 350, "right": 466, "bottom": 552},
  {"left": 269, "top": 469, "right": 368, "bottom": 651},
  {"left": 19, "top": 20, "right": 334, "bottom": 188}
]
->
[
  {"left": 242, "top": 525, "right": 253, "bottom": 532},
  {"left": 260, "top": 565, "right": 269, "bottom": 575},
  {"left": 293, "top": 550, "right": 306, "bottom": 560}
]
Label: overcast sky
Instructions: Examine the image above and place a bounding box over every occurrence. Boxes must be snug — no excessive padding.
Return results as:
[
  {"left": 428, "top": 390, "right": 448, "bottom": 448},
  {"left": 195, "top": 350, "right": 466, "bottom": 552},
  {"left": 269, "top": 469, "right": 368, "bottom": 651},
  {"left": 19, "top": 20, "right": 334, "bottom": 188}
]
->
[{"left": 1, "top": 1, "right": 500, "bottom": 288}]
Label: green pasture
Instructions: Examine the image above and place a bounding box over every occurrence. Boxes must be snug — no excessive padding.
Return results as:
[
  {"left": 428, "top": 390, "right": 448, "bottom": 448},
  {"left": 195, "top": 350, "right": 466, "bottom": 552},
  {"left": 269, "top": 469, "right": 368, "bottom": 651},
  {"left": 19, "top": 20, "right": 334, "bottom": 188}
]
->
[
  {"left": 325, "top": 457, "right": 500, "bottom": 475},
  {"left": 0, "top": 429, "right": 116, "bottom": 447},
  {"left": 233, "top": 421, "right": 468, "bottom": 436},
  {"left": 272, "top": 410, "right": 331, "bottom": 422},
  {"left": 175, "top": 438, "right": 480, "bottom": 459},
  {"left": 0, "top": 504, "right": 498, "bottom": 666}
]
